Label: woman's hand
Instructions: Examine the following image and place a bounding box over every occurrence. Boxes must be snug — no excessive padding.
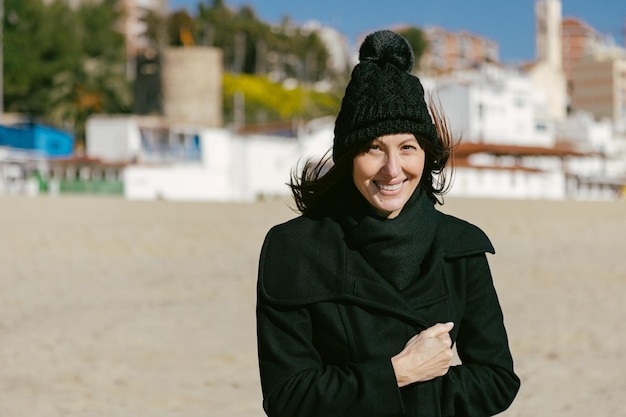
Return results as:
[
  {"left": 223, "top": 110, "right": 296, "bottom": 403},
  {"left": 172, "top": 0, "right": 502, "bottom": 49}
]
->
[{"left": 391, "top": 322, "right": 454, "bottom": 387}]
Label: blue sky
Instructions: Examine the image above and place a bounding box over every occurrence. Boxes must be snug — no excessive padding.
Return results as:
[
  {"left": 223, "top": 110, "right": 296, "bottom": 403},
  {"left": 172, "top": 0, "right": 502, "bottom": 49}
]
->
[{"left": 169, "top": 0, "right": 625, "bottom": 63}]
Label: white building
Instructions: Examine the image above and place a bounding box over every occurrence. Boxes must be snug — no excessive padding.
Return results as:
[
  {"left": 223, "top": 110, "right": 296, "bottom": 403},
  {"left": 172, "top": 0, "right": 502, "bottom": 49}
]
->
[
  {"left": 449, "top": 165, "right": 567, "bottom": 200},
  {"left": 446, "top": 142, "right": 622, "bottom": 201},
  {"left": 426, "top": 64, "right": 554, "bottom": 147},
  {"left": 418, "top": 62, "right": 625, "bottom": 200},
  {"left": 123, "top": 130, "right": 298, "bottom": 202},
  {"left": 85, "top": 108, "right": 625, "bottom": 202},
  {"left": 86, "top": 115, "right": 332, "bottom": 202}
]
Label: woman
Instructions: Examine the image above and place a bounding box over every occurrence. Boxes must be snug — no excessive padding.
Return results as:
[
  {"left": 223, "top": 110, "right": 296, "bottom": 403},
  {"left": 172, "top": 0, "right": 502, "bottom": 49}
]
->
[{"left": 256, "top": 30, "right": 520, "bottom": 417}]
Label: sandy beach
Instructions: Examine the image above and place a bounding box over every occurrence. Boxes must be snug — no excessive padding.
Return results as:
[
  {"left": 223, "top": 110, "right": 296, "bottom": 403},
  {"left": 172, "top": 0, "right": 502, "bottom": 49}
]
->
[{"left": 0, "top": 194, "right": 624, "bottom": 416}]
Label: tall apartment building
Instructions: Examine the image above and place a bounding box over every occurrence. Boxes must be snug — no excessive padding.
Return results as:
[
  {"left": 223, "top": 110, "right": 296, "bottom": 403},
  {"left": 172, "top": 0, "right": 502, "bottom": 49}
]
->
[
  {"left": 562, "top": 17, "right": 606, "bottom": 80},
  {"left": 419, "top": 27, "right": 499, "bottom": 75},
  {"left": 560, "top": 13, "right": 626, "bottom": 122},
  {"left": 570, "top": 53, "right": 626, "bottom": 122}
]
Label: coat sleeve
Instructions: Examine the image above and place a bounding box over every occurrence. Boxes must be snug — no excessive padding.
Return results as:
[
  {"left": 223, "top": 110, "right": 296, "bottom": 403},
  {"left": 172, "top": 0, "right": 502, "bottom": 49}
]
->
[
  {"left": 440, "top": 254, "right": 520, "bottom": 416},
  {"left": 256, "top": 227, "right": 405, "bottom": 417}
]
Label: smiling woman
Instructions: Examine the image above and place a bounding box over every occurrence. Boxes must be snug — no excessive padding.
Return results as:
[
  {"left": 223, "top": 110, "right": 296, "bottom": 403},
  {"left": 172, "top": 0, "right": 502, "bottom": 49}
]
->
[
  {"left": 256, "top": 30, "right": 520, "bottom": 417},
  {"left": 352, "top": 133, "right": 426, "bottom": 219}
]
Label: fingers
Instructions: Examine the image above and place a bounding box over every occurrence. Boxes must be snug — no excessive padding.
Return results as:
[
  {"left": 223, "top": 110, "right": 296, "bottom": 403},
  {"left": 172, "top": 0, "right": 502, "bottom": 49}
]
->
[
  {"left": 402, "top": 322, "right": 455, "bottom": 352},
  {"left": 392, "top": 322, "right": 456, "bottom": 386},
  {"left": 422, "top": 322, "right": 454, "bottom": 337}
]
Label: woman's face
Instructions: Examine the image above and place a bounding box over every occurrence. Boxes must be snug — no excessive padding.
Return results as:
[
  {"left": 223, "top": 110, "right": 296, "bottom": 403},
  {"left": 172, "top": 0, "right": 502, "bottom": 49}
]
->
[{"left": 352, "top": 133, "right": 425, "bottom": 219}]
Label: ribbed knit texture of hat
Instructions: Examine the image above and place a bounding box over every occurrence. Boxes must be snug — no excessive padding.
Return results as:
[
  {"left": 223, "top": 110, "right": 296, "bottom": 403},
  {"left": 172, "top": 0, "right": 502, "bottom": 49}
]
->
[{"left": 333, "top": 30, "right": 437, "bottom": 162}]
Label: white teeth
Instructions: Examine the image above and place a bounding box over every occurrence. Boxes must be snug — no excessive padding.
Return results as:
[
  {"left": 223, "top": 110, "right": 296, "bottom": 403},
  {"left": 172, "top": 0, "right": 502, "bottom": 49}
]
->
[{"left": 377, "top": 182, "right": 401, "bottom": 191}]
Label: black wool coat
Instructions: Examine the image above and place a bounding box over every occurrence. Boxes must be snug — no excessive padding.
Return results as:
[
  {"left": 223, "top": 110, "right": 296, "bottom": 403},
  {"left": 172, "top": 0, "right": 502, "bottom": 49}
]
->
[{"left": 257, "top": 211, "right": 520, "bottom": 417}]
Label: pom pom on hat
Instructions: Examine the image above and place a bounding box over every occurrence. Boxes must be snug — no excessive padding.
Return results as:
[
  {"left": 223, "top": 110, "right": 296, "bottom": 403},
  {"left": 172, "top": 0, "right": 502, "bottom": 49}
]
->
[
  {"left": 359, "top": 29, "right": 414, "bottom": 73},
  {"left": 333, "top": 30, "right": 437, "bottom": 162}
]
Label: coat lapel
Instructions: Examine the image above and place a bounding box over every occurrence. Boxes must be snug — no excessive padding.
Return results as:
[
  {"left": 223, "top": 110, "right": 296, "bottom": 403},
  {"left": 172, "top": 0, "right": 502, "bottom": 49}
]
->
[{"left": 344, "top": 240, "right": 450, "bottom": 327}]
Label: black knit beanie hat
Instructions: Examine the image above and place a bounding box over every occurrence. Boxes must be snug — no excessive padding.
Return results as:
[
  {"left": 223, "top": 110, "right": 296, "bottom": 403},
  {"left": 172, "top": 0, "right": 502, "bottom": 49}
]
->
[{"left": 333, "top": 30, "right": 437, "bottom": 162}]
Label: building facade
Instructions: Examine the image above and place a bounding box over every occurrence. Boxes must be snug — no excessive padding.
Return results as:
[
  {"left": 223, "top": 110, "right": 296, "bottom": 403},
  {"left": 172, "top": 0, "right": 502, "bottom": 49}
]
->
[
  {"left": 431, "top": 65, "right": 554, "bottom": 147},
  {"left": 570, "top": 54, "right": 626, "bottom": 122},
  {"left": 562, "top": 17, "right": 606, "bottom": 82},
  {"left": 419, "top": 27, "right": 499, "bottom": 75}
]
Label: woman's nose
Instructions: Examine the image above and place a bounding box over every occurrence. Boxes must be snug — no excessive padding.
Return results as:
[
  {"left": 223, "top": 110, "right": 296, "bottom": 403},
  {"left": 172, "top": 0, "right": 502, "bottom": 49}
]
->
[{"left": 381, "top": 151, "right": 401, "bottom": 177}]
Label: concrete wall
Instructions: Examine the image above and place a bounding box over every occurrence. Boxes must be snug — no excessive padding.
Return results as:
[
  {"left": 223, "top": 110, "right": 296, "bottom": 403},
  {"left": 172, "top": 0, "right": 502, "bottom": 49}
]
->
[
  {"left": 449, "top": 167, "right": 566, "bottom": 199},
  {"left": 86, "top": 116, "right": 142, "bottom": 162},
  {"left": 162, "top": 47, "right": 223, "bottom": 127}
]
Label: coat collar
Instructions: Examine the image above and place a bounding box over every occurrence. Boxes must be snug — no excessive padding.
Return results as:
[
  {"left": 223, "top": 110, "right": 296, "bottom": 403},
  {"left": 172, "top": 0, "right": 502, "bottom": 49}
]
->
[
  {"left": 344, "top": 236, "right": 449, "bottom": 326},
  {"left": 258, "top": 210, "right": 493, "bottom": 325}
]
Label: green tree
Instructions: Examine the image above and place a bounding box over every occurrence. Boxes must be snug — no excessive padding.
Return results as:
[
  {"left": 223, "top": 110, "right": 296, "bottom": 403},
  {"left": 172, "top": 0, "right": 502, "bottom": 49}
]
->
[
  {"left": 396, "top": 26, "right": 429, "bottom": 71},
  {"left": 48, "top": 0, "right": 131, "bottom": 142},
  {"left": 142, "top": 8, "right": 167, "bottom": 50},
  {"left": 4, "top": 0, "right": 80, "bottom": 116},
  {"left": 197, "top": 1, "right": 271, "bottom": 74},
  {"left": 197, "top": 0, "right": 238, "bottom": 70},
  {"left": 168, "top": 9, "right": 196, "bottom": 46},
  {"left": 4, "top": 0, "right": 131, "bottom": 143},
  {"left": 196, "top": 0, "right": 330, "bottom": 82}
]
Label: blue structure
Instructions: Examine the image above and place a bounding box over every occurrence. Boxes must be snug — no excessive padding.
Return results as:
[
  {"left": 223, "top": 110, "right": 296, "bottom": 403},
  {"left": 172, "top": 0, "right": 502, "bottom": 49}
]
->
[{"left": 0, "top": 123, "right": 74, "bottom": 158}]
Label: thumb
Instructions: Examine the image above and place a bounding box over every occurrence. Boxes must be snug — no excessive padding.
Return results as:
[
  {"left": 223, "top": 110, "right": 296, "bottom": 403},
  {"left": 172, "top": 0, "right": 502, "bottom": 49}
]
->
[{"left": 424, "top": 322, "right": 454, "bottom": 337}]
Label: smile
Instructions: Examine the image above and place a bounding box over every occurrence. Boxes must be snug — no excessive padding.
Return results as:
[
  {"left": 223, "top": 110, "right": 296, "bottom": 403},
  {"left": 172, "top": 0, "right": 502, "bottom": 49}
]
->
[{"left": 375, "top": 181, "right": 403, "bottom": 191}]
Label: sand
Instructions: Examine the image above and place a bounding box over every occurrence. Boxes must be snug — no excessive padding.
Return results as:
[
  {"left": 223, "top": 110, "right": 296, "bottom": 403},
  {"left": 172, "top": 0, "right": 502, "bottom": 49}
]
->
[{"left": 0, "top": 194, "right": 624, "bottom": 416}]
